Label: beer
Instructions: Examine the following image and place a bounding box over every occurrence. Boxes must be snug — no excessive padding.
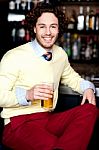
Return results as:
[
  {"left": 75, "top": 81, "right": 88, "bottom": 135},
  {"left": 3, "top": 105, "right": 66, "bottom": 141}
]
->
[
  {"left": 41, "top": 97, "right": 53, "bottom": 108},
  {"left": 41, "top": 82, "right": 54, "bottom": 109}
]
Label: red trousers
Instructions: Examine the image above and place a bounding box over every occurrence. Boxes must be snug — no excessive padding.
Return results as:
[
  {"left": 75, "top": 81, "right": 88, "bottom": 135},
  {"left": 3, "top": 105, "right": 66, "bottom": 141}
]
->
[{"left": 2, "top": 104, "right": 98, "bottom": 150}]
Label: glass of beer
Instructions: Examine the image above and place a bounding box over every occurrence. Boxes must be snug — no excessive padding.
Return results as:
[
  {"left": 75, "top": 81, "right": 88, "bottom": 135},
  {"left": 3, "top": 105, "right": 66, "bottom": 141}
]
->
[{"left": 41, "top": 82, "right": 54, "bottom": 109}]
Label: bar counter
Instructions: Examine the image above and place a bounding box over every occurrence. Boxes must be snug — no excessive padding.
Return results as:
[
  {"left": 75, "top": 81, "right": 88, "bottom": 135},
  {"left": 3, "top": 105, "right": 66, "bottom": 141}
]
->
[
  {"left": 59, "top": 84, "right": 99, "bottom": 97},
  {"left": 55, "top": 85, "right": 99, "bottom": 111}
]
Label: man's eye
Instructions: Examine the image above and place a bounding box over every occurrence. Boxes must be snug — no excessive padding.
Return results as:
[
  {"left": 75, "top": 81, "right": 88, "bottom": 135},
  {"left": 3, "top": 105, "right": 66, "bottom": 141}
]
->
[
  {"left": 40, "top": 26, "right": 44, "bottom": 28},
  {"left": 51, "top": 26, "right": 57, "bottom": 28}
]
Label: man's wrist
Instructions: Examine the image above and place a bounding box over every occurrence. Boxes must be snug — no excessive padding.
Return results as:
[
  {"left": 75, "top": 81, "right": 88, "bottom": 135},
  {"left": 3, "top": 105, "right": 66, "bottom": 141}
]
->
[
  {"left": 80, "top": 80, "right": 96, "bottom": 94},
  {"left": 16, "top": 87, "right": 31, "bottom": 106}
]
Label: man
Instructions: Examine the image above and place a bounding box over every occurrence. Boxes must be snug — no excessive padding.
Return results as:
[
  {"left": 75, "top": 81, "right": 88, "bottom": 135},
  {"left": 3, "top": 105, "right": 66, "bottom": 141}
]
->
[{"left": 0, "top": 2, "right": 98, "bottom": 150}]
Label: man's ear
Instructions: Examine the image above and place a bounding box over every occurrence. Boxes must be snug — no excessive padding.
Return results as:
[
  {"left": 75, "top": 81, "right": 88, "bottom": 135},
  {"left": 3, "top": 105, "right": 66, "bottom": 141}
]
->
[{"left": 34, "top": 27, "right": 36, "bottom": 33}]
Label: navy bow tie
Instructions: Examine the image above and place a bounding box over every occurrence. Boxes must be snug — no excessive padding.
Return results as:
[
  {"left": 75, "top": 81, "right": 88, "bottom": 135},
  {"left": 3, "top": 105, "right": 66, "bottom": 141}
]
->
[{"left": 42, "top": 52, "right": 52, "bottom": 61}]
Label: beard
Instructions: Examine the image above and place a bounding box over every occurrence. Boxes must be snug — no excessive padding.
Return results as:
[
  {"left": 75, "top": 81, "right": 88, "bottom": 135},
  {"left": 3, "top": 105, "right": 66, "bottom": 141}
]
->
[{"left": 36, "top": 34, "right": 58, "bottom": 50}]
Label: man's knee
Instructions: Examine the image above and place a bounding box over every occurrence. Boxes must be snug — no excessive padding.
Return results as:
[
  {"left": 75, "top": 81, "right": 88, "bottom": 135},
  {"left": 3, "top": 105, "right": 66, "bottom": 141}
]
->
[{"left": 81, "top": 103, "right": 98, "bottom": 118}]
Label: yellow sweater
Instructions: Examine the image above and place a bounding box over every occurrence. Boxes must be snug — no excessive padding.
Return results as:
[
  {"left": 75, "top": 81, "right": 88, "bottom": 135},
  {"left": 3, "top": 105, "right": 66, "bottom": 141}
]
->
[{"left": 0, "top": 42, "right": 83, "bottom": 124}]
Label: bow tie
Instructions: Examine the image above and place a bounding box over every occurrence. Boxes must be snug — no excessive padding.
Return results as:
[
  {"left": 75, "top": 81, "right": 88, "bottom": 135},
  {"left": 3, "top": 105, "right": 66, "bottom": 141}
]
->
[{"left": 42, "top": 52, "right": 52, "bottom": 61}]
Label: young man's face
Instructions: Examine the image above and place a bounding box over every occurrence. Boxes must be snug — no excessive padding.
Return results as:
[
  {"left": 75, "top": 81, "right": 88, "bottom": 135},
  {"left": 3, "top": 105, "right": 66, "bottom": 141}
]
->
[{"left": 34, "top": 12, "right": 59, "bottom": 50}]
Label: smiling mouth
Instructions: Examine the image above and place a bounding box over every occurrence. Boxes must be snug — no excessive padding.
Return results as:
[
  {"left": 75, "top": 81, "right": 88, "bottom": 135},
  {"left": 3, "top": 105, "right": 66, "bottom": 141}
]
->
[{"left": 43, "top": 37, "right": 52, "bottom": 41}]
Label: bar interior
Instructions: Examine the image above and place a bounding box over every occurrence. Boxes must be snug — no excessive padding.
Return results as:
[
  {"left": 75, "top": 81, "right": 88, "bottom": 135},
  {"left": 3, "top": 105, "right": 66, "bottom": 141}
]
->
[{"left": 0, "top": 0, "right": 99, "bottom": 149}]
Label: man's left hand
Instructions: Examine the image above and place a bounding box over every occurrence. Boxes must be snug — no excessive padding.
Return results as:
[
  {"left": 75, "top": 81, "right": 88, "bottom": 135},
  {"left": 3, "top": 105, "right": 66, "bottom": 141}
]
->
[{"left": 81, "top": 89, "right": 96, "bottom": 105}]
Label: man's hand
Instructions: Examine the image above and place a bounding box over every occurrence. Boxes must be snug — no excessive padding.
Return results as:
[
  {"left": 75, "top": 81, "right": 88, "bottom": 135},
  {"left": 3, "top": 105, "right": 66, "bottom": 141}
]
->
[
  {"left": 81, "top": 88, "right": 96, "bottom": 105},
  {"left": 26, "top": 84, "right": 53, "bottom": 102}
]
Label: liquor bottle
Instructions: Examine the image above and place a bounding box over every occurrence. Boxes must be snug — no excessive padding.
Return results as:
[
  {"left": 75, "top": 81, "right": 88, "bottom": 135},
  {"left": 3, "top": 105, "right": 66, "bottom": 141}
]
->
[
  {"left": 10, "top": 21, "right": 19, "bottom": 48},
  {"left": 77, "top": 6, "right": 84, "bottom": 31},
  {"left": 80, "top": 36, "right": 86, "bottom": 60},
  {"left": 11, "top": 22, "right": 17, "bottom": 43},
  {"left": 85, "top": 44, "right": 91, "bottom": 60},
  {"left": 95, "top": 9, "right": 99, "bottom": 31},
  {"left": 72, "top": 33, "right": 78, "bottom": 60},
  {"left": 93, "top": 44, "right": 97, "bottom": 60},
  {"left": 89, "top": 9, "right": 95, "bottom": 31},
  {"left": 17, "top": 20, "right": 26, "bottom": 45},
  {"left": 85, "top": 6, "right": 90, "bottom": 31},
  {"left": 21, "top": 1, "right": 26, "bottom": 13},
  {"left": 9, "top": 0, "right": 15, "bottom": 13},
  {"left": 15, "top": 0, "right": 21, "bottom": 12},
  {"left": 66, "top": 33, "right": 71, "bottom": 59},
  {"left": 25, "top": 29, "right": 31, "bottom": 42},
  {"left": 27, "top": 0, "right": 32, "bottom": 10},
  {"left": 88, "top": 35, "right": 93, "bottom": 57},
  {"left": 68, "top": 9, "right": 77, "bottom": 31},
  {"left": 92, "top": 36, "right": 98, "bottom": 60},
  {"left": 77, "top": 35, "right": 81, "bottom": 60}
]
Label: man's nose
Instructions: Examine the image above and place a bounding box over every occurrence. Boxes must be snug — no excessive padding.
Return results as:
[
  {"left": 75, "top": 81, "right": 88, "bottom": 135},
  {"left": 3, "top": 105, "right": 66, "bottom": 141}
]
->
[{"left": 46, "top": 27, "right": 51, "bottom": 35}]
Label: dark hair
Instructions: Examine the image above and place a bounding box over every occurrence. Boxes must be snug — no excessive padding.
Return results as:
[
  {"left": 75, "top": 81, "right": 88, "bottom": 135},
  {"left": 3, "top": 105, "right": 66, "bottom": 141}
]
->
[{"left": 25, "top": 2, "right": 67, "bottom": 39}]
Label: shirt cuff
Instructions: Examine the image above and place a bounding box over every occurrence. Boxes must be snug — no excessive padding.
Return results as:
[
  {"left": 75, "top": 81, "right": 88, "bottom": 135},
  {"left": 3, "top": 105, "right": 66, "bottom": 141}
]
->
[
  {"left": 16, "top": 87, "right": 31, "bottom": 106},
  {"left": 80, "top": 79, "right": 96, "bottom": 93}
]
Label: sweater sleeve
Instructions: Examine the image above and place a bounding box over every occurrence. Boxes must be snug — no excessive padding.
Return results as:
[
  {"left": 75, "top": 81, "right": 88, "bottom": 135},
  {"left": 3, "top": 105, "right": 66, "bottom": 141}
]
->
[
  {"left": 0, "top": 50, "right": 21, "bottom": 107},
  {"left": 60, "top": 54, "right": 83, "bottom": 94}
]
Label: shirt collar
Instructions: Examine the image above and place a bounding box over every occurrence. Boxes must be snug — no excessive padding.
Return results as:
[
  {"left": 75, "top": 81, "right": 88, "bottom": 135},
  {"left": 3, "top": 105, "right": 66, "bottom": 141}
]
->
[{"left": 31, "top": 39, "right": 52, "bottom": 57}]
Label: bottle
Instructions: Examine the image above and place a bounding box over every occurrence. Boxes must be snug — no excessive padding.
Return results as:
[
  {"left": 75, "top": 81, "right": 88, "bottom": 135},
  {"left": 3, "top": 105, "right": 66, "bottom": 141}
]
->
[
  {"left": 68, "top": 9, "right": 77, "bottom": 31},
  {"left": 85, "top": 44, "right": 91, "bottom": 60},
  {"left": 85, "top": 6, "right": 90, "bottom": 31},
  {"left": 80, "top": 36, "right": 86, "bottom": 60},
  {"left": 77, "top": 35, "right": 81, "bottom": 60},
  {"left": 66, "top": 33, "right": 71, "bottom": 59},
  {"left": 15, "top": 0, "right": 21, "bottom": 11},
  {"left": 77, "top": 6, "right": 84, "bottom": 31},
  {"left": 25, "top": 29, "right": 31, "bottom": 42},
  {"left": 89, "top": 9, "right": 95, "bottom": 31},
  {"left": 9, "top": 0, "right": 15, "bottom": 13},
  {"left": 95, "top": 9, "right": 99, "bottom": 31},
  {"left": 21, "top": 1, "right": 26, "bottom": 13},
  {"left": 17, "top": 20, "right": 26, "bottom": 44},
  {"left": 27, "top": 0, "right": 32, "bottom": 10},
  {"left": 11, "top": 22, "right": 17, "bottom": 43},
  {"left": 92, "top": 36, "right": 98, "bottom": 60},
  {"left": 93, "top": 44, "right": 97, "bottom": 60},
  {"left": 72, "top": 33, "right": 78, "bottom": 60},
  {"left": 88, "top": 36, "right": 93, "bottom": 58}
]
